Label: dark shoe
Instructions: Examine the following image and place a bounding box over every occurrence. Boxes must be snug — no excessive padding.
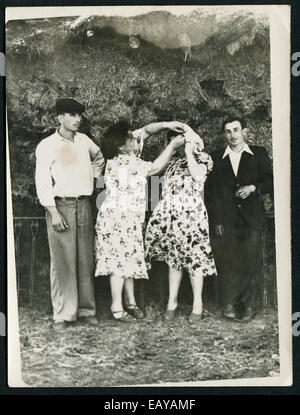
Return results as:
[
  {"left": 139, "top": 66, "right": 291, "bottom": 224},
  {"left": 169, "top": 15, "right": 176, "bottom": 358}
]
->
[
  {"left": 80, "top": 316, "right": 98, "bottom": 325},
  {"left": 52, "top": 321, "right": 68, "bottom": 332},
  {"left": 163, "top": 308, "right": 177, "bottom": 321},
  {"left": 223, "top": 304, "right": 236, "bottom": 319},
  {"left": 242, "top": 306, "right": 254, "bottom": 322},
  {"left": 125, "top": 304, "right": 146, "bottom": 319},
  {"left": 112, "top": 311, "right": 134, "bottom": 323},
  {"left": 188, "top": 313, "right": 203, "bottom": 323}
]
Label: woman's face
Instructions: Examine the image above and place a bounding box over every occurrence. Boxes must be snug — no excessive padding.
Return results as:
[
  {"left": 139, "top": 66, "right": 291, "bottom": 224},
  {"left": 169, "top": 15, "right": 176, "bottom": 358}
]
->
[{"left": 119, "top": 132, "right": 139, "bottom": 154}]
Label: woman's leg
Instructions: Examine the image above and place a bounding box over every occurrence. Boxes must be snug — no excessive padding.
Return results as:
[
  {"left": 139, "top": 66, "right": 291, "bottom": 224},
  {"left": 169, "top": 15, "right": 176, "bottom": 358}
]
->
[
  {"left": 167, "top": 267, "right": 183, "bottom": 311},
  {"left": 124, "top": 278, "right": 136, "bottom": 306},
  {"left": 110, "top": 274, "right": 125, "bottom": 314},
  {"left": 124, "top": 278, "right": 146, "bottom": 319},
  {"left": 189, "top": 274, "right": 204, "bottom": 315}
]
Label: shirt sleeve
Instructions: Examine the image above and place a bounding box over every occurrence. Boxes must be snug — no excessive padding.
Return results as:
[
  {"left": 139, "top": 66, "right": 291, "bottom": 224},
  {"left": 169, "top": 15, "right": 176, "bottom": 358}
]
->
[
  {"left": 132, "top": 128, "right": 148, "bottom": 157},
  {"left": 85, "top": 135, "right": 106, "bottom": 178},
  {"left": 35, "top": 143, "right": 56, "bottom": 207}
]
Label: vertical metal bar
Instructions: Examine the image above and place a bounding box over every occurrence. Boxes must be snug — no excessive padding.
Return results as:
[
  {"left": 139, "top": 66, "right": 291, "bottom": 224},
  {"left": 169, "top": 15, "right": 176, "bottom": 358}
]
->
[
  {"left": 271, "top": 218, "right": 277, "bottom": 309},
  {"left": 214, "top": 276, "right": 219, "bottom": 315},
  {"left": 262, "top": 224, "right": 268, "bottom": 312},
  {"left": 29, "top": 220, "right": 39, "bottom": 307},
  {"left": 159, "top": 269, "right": 165, "bottom": 311},
  {"left": 139, "top": 280, "right": 145, "bottom": 310},
  {"left": 14, "top": 220, "right": 22, "bottom": 294}
]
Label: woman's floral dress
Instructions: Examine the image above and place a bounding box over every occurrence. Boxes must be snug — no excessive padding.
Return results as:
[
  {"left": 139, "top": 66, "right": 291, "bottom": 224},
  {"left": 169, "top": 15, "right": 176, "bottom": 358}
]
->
[
  {"left": 95, "top": 153, "right": 152, "bottom": 279},
  {"left": 145, "top": 151, "right": 217, "bottom": 278}
]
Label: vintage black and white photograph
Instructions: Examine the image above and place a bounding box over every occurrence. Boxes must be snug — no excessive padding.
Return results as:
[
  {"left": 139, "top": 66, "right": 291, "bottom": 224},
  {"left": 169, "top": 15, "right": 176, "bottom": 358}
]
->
[{"left": 6, "top": 5, "right": 291, "bottom": 387}]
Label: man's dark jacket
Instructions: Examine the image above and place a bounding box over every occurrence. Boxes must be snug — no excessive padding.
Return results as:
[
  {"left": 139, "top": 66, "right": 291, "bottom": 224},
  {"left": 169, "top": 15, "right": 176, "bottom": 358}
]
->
[{"left": 205, "top": 145, "right": 273, "bottom": 232}]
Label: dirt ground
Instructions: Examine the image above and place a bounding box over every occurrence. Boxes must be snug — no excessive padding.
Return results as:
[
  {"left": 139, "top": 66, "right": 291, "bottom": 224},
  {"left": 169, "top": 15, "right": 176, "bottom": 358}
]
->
[{"left": 18, "top": 304, "right": 280, "bottom": 387}]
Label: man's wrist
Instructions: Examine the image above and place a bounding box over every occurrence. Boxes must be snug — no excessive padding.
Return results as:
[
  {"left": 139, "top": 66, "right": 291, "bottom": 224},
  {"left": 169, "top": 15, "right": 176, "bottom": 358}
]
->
[
  {"left": 250, "top": 185, "right": 256, "bottom": 193},
  {"left": 46, "top": 206, "right": 58, "bottom": 215}
]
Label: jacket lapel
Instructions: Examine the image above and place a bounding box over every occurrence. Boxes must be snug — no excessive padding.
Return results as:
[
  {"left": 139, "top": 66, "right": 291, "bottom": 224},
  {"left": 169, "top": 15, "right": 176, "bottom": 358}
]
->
[
  {"left": 236, "top": 151, "right": 253, "bottom": 180},
  {"left": 221, "top": 153, "right": 236, "bottom": 181}
]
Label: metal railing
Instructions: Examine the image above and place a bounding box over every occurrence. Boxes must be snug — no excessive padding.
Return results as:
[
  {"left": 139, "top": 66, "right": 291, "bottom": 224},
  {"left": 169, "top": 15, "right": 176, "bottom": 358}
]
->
[{"left": 13, "top": 216, "right": 276, "bottom": 311}]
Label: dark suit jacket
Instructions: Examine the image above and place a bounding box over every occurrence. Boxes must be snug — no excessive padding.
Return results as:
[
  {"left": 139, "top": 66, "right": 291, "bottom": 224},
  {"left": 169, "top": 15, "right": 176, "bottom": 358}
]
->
[{"left": 205, "top": 145, "right": 273, "bottom": 231}]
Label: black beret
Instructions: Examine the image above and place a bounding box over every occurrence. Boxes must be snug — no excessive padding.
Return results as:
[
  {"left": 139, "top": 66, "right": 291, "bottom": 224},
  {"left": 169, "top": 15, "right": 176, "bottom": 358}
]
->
[{"left": 55, "top": 98, "right": 85, "bottom": 115}]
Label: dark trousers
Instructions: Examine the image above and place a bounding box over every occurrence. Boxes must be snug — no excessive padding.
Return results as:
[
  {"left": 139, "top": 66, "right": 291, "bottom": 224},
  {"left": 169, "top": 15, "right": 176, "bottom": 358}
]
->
[
  {"left": 46, "top": 197, "right": 96, "bottom": 322},
  {"left": 211, "top": 216, "right": 261, "bottom": 308}
]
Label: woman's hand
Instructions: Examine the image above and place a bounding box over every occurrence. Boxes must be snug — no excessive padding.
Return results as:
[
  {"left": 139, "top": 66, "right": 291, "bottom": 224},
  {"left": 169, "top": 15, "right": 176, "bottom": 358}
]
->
[
  {"left": 165, "top": 121, "right": 186, "bottom": 134},
  {"left": 170, "top": 134, "right": 185, "bottom": 150}
]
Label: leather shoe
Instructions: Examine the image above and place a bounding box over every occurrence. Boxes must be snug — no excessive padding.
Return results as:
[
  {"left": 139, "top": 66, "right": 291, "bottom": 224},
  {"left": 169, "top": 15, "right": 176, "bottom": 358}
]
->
[
  {"left": 52, "top": 321, "right": 68, "bottom": 332},
  {"left": 242, "top": 306, "right": 254, "bottom": 322},
  {"left": 223, "top": 304, "right": 236, "bottom": 319},
  {"left": 80, "top": 316, "right": 98, "bottom": 325},
  {"left": 125, "top": 305, "right": 146, "bottom": 319}
]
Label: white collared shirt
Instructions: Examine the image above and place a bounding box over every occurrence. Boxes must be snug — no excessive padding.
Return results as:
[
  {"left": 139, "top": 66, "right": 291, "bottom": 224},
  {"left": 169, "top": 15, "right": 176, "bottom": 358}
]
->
[
  {"left": 222, "top": 143, "right": 254, "bottom": 176},
  {"left": 35, "top": 130, "right": 105, "bottom": 207}
]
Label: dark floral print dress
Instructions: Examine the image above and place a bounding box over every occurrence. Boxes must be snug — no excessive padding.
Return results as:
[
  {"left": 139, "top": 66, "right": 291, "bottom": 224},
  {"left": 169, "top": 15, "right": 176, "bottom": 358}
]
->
[
  {"left": 95, "top": 153, "right": 152, "bottom": 279},
  {"left": 145, "top": 151, "right": 217, "bottom": 278}
]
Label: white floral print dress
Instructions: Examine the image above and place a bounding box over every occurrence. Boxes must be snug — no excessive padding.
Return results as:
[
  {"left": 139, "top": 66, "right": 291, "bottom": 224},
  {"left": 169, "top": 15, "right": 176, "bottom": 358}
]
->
[
  {"left": 95, "top": 153, "right": 152, "bottom": 279},
  {"left": 145, "top": 151, "right": 217, "bottom": 278}
]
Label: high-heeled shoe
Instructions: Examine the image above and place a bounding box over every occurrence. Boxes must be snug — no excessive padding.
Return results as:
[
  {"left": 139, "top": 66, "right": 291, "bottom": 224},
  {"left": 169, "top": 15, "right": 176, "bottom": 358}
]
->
[
  {"left": 124, "top": 304, "right": 146, "bottom": 319},
  {"left": 163, "top": 307, "right": 178, "bottom": 321},
  {"left": 111, "top": 311, "right": 134, "bottom": 322},
  {"left": 188, "top": 313, "right": 203, "bottom": 323}
]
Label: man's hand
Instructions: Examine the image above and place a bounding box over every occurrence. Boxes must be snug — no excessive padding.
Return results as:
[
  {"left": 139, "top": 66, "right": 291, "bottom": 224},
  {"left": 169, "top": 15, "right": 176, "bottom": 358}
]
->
[
  {"left": 235, "top": 185, "right": 256, "bottom": 199},
  {"left": 47, "top": 207, "right": 69, "bottom": 232},
  {"left": 215, "top": 225, "right": 224, "bottom": 237},
  {"left": 166, "top": 121, "right": 186, "bottom": 134}
]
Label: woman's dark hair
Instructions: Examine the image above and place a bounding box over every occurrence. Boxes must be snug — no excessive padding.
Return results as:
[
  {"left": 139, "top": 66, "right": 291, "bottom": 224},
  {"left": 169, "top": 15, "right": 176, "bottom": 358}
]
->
[
  {"left": 166, "top": 130, "right": 176, "bottom": 142},
  {"left": 166, "top": 129, "right": 184, "bottom": 143},
  {"left": 100, "top": 120, "right": 132, "bottom": 159},
  {"left": 222, "top": 115, "right": 247, "bottom": 131}
]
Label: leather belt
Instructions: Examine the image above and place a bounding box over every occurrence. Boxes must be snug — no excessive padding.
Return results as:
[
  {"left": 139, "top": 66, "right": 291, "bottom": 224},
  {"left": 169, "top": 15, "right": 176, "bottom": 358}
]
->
[{"left": 55, "top": 196, "right": 89, "bottom": 201}]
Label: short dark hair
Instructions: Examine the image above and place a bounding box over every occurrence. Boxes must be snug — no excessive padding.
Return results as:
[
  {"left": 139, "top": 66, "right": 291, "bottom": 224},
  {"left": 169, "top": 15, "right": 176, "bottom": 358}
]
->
[
  {"left": 101, "top": 120, "right": 132, "bottom": 159},
  {"left": 55, "top": 98, "right": 85, "bottom": 115},
  {"left": 222, "top": 115, "right": 247, "bottom": 131}
]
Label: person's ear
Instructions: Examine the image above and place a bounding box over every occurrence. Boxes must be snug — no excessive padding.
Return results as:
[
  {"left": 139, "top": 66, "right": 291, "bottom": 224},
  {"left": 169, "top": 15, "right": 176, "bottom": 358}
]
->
[{"left": 57, "top": 114, "right": 63, "bottom": 124}]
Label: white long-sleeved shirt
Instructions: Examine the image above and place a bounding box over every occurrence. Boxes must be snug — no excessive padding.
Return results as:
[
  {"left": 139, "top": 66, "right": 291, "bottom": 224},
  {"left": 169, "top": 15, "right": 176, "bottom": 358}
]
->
[
  {"left": 222, "top": 143, "right": 254, "bottom": 176},
  {"left": 35, "top": 130, "right": 105, "bottom": 207}
]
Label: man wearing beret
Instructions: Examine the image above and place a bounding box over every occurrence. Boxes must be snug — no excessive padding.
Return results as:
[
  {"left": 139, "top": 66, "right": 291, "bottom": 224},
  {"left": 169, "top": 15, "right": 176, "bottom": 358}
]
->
[
  {"left": 35, "top": 98, "right": 105, "bottom": 331},
  {"left": 205, "top": 115, "right": 273, "bottom": 321}
]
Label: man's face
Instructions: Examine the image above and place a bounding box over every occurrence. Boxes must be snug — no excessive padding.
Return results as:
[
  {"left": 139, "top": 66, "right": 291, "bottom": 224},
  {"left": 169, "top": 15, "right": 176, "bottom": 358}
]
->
[
  {"left": 223, "top": 120, "right": 246, "bottom": 148},
  {"left": 58, "top": 112, "right": 82, "bottom": 132}
]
